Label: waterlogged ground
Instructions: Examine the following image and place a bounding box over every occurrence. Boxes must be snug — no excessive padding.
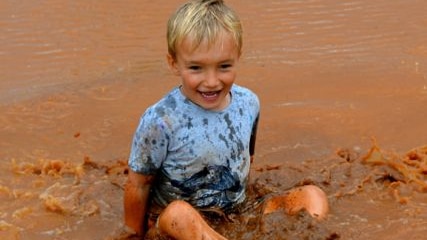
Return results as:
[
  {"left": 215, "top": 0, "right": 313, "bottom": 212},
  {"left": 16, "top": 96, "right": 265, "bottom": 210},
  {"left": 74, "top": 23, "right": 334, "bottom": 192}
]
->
[{"left": 1, "top": 0, "right": 427, "bottom": 239}]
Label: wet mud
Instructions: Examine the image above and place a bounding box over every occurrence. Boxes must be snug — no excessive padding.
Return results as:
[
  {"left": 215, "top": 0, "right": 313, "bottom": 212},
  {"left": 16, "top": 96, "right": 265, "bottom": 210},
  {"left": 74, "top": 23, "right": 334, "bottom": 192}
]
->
[{"left": 1, "top": 0, "right": 427, "bottom": 239}]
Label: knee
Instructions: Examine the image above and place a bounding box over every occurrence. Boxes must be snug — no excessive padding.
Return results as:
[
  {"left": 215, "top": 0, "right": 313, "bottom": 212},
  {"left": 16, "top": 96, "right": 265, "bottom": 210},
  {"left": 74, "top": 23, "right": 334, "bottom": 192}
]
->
[
  {"left": 286, "top": 185, "right": 329, "bottom": 220},
  {"left": 160, "top": 200, "right": 192, "bottom": 222},
  {"left": 157, "top": 200, "right": 226, "bottom": 240},
  {"left": 158, "top": 200, "right": 195, "bottom": 229}
]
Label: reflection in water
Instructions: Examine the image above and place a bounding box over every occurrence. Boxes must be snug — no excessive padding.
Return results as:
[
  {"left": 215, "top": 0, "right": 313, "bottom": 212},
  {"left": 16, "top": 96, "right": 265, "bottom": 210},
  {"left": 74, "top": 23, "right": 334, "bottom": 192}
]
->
[{"left": 1, "top": 0, "right": 427, "bottom": 239}]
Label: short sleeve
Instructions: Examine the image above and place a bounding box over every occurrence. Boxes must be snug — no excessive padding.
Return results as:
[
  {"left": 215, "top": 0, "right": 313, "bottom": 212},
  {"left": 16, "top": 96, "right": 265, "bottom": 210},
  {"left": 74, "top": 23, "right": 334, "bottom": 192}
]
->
[{"left": 128, "top": 108, "right": 169, "bottom": 175}]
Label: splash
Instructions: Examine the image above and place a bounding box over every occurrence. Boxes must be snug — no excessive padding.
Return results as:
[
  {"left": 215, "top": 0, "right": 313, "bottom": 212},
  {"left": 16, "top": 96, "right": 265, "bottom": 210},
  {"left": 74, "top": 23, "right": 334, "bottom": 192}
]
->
[
  {"left": 362, "top": 142, "right": 427, "bottom": 191},
  {"left": 1, "top": 157, "right": 128, "bottom": 239}
]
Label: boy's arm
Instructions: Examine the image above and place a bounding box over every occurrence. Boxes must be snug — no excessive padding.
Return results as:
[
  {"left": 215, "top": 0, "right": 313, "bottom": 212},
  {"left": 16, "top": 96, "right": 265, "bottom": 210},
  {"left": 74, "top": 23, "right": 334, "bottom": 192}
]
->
[{"left": 124, "top": 169, "right": 155, "bottom": 237}]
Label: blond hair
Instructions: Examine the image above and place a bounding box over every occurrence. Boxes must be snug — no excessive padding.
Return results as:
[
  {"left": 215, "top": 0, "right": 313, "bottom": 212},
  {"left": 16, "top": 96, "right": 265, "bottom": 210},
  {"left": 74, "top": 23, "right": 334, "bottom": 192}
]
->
[{"left": 167, "top": 0, "right": 243, "bottom": 58}]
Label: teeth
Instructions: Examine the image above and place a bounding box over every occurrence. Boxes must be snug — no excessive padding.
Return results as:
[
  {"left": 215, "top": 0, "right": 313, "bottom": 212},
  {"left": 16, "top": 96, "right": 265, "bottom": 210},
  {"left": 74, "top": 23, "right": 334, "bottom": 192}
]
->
[{"left": 201, "top": 92, "right": 218, "bottom": 98}]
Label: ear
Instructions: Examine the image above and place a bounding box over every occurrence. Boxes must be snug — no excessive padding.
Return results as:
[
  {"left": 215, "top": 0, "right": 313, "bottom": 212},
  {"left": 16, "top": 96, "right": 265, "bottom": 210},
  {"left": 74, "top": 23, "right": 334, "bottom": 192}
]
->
[{"left": 166, "top": 54, "right": 180, "bottom": 76}]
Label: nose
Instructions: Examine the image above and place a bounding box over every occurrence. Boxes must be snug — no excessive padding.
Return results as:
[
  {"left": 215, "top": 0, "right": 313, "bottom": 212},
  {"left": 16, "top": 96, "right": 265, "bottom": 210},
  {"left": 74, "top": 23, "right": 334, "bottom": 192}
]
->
[{"left": 204, "top": 69, "right": 219, "bottom": 88}]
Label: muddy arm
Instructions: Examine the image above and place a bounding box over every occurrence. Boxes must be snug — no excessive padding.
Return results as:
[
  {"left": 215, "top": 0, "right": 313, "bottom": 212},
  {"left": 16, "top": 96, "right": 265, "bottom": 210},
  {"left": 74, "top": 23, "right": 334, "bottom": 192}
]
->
[{"left": 124, "top": 170, "right": 155, "bottom": 237}]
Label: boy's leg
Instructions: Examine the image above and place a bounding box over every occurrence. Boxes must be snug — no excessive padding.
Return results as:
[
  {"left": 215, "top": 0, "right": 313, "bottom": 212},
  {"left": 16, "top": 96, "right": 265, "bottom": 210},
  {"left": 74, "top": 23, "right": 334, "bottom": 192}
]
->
[
  {"left": 263, "top": 185, "right": 329, "bottom": 220},
  {"left": 157, "top": 200, "right": 227, "bottom": 240}
]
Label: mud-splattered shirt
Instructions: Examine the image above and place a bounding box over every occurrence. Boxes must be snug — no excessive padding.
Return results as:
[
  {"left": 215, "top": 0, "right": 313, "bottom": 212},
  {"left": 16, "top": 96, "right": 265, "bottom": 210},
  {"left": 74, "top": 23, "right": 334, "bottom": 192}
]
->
[{"left": 128, "top": 84, "right": 260, "bottom": 210}]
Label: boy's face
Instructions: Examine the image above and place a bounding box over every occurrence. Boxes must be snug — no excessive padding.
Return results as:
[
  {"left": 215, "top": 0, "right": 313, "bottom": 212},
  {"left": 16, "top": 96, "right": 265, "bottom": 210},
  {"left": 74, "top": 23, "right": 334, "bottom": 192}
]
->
[{"left": 167, "top": 32, "right": 240, "bottom": 111}]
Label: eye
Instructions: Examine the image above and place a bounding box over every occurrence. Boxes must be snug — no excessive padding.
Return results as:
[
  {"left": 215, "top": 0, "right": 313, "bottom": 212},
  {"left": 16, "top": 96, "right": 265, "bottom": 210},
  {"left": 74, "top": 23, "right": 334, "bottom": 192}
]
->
[
  {"left": 220, "top": 64, "right": 232, "bottom": 70},
  {"left": 188, "top": 65, "right": 201, "bottom": 71}
]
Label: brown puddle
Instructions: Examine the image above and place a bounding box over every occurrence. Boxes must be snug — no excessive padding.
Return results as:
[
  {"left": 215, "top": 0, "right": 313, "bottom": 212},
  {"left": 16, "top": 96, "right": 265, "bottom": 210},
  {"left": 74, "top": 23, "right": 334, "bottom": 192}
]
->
[
  {"left": 1, "top": 0, "right": 427, "bottom": 239},
  {"left": 1, "top": 142, "right": 426, "bottom": 239}
]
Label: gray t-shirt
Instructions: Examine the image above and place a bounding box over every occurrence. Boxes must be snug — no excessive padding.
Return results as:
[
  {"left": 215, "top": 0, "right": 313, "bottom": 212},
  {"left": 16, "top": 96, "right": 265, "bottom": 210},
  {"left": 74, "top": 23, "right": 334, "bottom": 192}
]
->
[{"left": 129, "top": 84, "right": 260, "bottom": 210}]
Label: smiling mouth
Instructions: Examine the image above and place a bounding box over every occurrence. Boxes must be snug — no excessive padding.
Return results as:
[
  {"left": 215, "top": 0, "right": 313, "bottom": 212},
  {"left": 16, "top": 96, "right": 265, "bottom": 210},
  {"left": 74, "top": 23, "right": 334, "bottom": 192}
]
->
[{"left": 200, "top": 91, "right": 221, "bottom": 100}]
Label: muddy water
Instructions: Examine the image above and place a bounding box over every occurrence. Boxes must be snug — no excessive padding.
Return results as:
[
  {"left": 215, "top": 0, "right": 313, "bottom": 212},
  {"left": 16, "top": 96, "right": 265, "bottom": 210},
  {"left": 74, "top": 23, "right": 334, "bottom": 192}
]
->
[{"left": 1, "top": 0, "right": 427, "bottom": 239}]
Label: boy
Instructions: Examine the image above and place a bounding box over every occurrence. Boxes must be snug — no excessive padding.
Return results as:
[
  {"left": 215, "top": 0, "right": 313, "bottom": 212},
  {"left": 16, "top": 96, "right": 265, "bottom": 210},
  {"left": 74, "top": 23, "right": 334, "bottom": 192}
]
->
[{"left": 124, "top": 1, "right": 328, "bottom": 239}]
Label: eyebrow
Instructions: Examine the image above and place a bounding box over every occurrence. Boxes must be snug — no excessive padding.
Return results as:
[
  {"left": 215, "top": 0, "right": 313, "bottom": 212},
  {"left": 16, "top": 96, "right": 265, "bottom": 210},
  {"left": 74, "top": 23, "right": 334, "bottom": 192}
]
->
[{"left": 184, "top": 58, "right": 235, "bottom": 65}]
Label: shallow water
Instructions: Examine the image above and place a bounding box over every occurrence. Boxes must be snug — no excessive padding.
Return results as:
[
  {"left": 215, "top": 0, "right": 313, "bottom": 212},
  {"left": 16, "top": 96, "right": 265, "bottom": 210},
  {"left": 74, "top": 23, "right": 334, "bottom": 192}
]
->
[{"left": 1, "top": 0, "right": 427, "bottom": 239}]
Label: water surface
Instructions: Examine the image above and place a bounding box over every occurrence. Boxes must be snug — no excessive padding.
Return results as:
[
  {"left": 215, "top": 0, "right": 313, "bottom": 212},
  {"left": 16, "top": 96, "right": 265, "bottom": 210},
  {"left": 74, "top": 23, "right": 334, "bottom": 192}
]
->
[{"left": 1, "top": 0, "right": 426, "bottom": 239}]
